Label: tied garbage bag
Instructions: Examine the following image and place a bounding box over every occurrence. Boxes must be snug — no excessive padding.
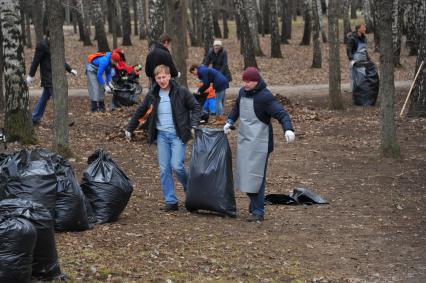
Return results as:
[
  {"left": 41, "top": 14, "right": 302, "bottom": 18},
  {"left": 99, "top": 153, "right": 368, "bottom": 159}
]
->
[
  {"left": 0, "top": 199, "right": 64, "bottom": 281},
  {"left": 113, "top": 84, "right": 140, "bottom": 106},
  {"left": 0, "top": 215, "right": 37, "bottom": 283},
  {"left": 81, "top": 149, "right": 133, "bottom": 224},
  {"left": 352, "top": 60, "right": 379, "bottom": 106},
  {"left": 265, "top": 188, "right": 328, "bottom": 205},
  {"left": 185, "top": 128, "right": 236, "bottom": 217}
]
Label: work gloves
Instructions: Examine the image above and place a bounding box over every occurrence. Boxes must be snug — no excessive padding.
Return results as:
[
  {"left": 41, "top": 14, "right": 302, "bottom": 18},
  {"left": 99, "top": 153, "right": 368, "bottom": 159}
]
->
[
  {"left": 350, "top": 60, "right": 356, "bottom": 67},
  {"left": 285, "top": 130, "right": 295, "bottom": 143},
  {"left": 71, "top": 69, "right": 78, "bottom": 76},
  {"left": 105, "top": 82, "right": 114, "bottom": 93},
  {"left": 223, "top": 123, "right": 232, "bottom": 135},
  {"left": 26, "top": 75, "right": 33, "bottom": 86},
  {"left": 124, "top": 130, "right": 133, "bottom": 140}
]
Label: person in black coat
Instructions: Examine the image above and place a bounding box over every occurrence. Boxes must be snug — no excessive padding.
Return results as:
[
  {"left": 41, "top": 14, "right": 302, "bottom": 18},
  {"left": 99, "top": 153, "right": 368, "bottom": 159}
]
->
[
  {"left": 26, "top": 30, "right": 77, "bottom": 124},
  {"left": 202, "top": 40, "right": 232, "bottom": 82},
  {"left": 145, "top": 33, "right": 179, "bottom": 87}
]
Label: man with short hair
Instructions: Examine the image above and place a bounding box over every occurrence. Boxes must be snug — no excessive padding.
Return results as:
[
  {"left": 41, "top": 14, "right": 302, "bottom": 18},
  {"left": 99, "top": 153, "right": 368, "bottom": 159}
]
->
[{"left": 26, "top": 30, "right": 77, "bottom": 125}]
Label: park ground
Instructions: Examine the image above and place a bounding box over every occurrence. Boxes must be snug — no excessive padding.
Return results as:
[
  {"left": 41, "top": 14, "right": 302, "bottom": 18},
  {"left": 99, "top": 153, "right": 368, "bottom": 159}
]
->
[{"left": 1, "top": 19, "right": 425, "bottom": 282}]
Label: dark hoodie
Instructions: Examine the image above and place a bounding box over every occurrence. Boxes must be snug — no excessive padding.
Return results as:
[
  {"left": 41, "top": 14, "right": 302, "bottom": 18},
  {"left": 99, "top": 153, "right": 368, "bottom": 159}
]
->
[
  {"left": 145, "top": 42, "right": 178, "bottom": 79},
  {"left": 227, "top": 80, "right": 294, "bottom": 153}
]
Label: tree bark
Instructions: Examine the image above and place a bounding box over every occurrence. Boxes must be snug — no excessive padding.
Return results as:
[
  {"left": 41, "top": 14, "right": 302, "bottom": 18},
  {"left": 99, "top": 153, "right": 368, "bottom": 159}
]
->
[
  {"left": 262, "top": 0, "right": 271, "bottom": 34},
  {"left": 342, "top": 0, "right": 351, "bottom": 44},
  {"left": 82, "top": 0, "right": 92, "bottom": 45},
  {"left": 407, "top": 0, "right": 426, "bottom": 117},
  {"left": 363, "top": 0, "right": 374, "bottom": 33},
  {"left": 91, "top": 0, "right": 110, "bottom": 51},
  {"left": 148, "top": 0, "right": 165, "bottom": 46},
  {"left": 271, "top": 0, "right": 282, "bottom": 58},
  {"left": 213, "top": 10, "right": 222, "bottom": 38},
  {"left": 107, "top": 0, "right": 118, "bottom": 48},
  {"left": 33, "top": 0, "right": 45, "bottom": 44},
  {"left": 222, "top": 3, "right": 229, "bottom": 39},
  {"left": 328, "top": 0, "right": 344, "bottom": 109},
  {"left": 317, "top": 0, "right": 327, "bottom": 43},
  {"left": 392, "top": 0, "right": 403, "bottom": 67},
  {"left": 1, "top": 0, "right": 34, "bottom": 143},
  {"left": 133, "top": 0, "right": 138, "bottom": 35},
  {"left": 300, "top": 0, "right": 312, "bottom": 45},
  {"left": 46, "top": 0, "right": 72, "bottom": 156},
  {"left": 200, "top": 0, "right": 214, "bottom": 56},
  {"left": 311, "top": 0, "right": 322, "bottom": 67},
  {"left": 246, "top": 0, "right": 264, "bottom": 56},
  {"left": 350, "top": 0, "right": 357, "bottom": 18},
  {"left": 376, "top": 0, "right": 400, "bottom": 158},
  {"left": 233, "top": 0, "right": 258, "bottom": 69},
  {"left": 19, "top": 0, "right": 26, "bottom": 47},
  {"left": 404, "top": 0, "right": 418, "bottom": 56},
  {"left": 0, "top": 18, "right": 4, "bottom": 113},
  {"left": 74, "top": 0, "right": 85, "bottom": 42},
  {"left": 281, "top": 0, "right": 291, "bottom": 44},
  {"left": 25, "top": 9, "right": 33, "bottom": 48},
  {"left": 137, "top": 0, "right": 147, "bottom": 39},
  {"left": 370, "top": 0, "right": 380, "bottom": 51},
  {"left": 121, "top": 0, "right": 132, "bottom": 45}
]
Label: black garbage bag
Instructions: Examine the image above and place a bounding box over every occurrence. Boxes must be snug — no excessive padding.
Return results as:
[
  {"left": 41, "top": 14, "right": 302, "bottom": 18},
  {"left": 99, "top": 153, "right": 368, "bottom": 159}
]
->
[
  {"left": 0, "top": 215, "right": 37, "bottom": 283},
  {"left": 352, "top": 60, "right": 379, "bottom": 106},
  {"left": 265, "top": 188, "right": 328, "bottom": 205},
  {"left": 81, "top": 149, "right": 133, "bottom": 224},
  {"left": 0, "top": 198, "right": 63, "bottom": 281},
  {"left": 185, "top": 128, "right": 236, "bottom": 217},
  {"left": 113, "top": 82, "right": 141, "bottom": 107}
]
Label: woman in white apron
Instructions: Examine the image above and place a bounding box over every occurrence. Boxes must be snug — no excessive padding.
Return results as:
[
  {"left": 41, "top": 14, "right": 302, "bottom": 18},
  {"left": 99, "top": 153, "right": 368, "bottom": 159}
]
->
[{"left": 224, "top": 67, "right": 295, "bottom": 222}]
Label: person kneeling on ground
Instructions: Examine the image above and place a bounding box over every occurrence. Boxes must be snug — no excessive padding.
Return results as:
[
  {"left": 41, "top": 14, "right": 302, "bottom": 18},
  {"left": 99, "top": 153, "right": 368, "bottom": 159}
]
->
[
  {"left": 125, "top": 65, "right": 201, "bottom": 212},
  {"left": 224, "top": 67, "right": 295, "bottom": 223}
]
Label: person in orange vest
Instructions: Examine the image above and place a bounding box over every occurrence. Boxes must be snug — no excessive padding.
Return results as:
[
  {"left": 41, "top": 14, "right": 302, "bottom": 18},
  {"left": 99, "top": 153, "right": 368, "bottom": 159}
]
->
[{"left": 196, "top": 81, "right": 216, "bottom": 118}]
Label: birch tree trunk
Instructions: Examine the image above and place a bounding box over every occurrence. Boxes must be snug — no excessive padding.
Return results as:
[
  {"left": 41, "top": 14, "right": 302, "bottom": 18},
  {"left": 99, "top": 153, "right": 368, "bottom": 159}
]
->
[
  {"left": 404, "top": 0, "right": 418, "bottom": 56},
  {"left": 311, "top": 0, "right": 322, "bottom": 67},
  {"left": 137, "top": 0, "right": 147, "bottom": 39},
  {"left": 46, "top": 0, "right": 72, "bottom": 156},
  {"left": 0, "top": 19, "right": 4, "bottom": 113},
  {"left": 121, "top": 0, "right": 132, "bottom": 45},
  {"left": 363, "top": 0, "right": 373, "bottom": 33},
  {"left": 234, "top": 0, "right": 258, "bottom": 69},
  {"left": 300, "top": 0, "right": 312, "bottom": 45},
  {"left": 1, "top": 0, "right": 34, "bottom": 143},
  {"left": 408, "top": 0, "right": 426, "bottom": 117},
  {"left": 392, "top": 0, "right": 403, "bottom": 67},
  {"left": 246, "top": 0, "right": 264, "bottom": 56},
  {"left": 328, "top": 0, "right": 344, "bottom": 109},
  {"left": 376, "top": 0, "right": 400, "bottom": 158},
  {"left": 148, "top": 0, "right": 165, "bottom": 46},
  {"left": 92, "top": 0, "right": 110, "bottom": 51},
  {"left": 342, "top": 0, "right": 351, "bottom": 44},
  {"left": 201, "top": 0, "right": 214, "bottom": 55},
  {"left": 317, "top": 0, "right": 327, "bottom": 43},
  {"left": 271, "top": 0, "right": 282, "bottom": 58}
]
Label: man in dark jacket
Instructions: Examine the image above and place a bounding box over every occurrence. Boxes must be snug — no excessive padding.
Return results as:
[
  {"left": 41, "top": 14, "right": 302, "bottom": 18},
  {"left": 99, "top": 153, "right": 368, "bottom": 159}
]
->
[
  {"left": 346, "top": 23, "right": 369, "bottom": 65},
  {"left": 202, "top": 40, "right": 232, "bottom": 82},
  {"left": 125, "top": 65, "right": 200, "bottom": 212},
  {"left": 224, "top": 67, "right": 295, "bottom": 223},
  {"left": 145, "top": 33, "right": 179, "bottom": 87},
  {"left": 27, "top": 30, "right": 77, "bottom": 124}
]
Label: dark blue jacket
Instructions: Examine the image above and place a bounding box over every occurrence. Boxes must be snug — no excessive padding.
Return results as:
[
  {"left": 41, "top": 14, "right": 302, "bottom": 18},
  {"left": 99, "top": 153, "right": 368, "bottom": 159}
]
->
[
  {"left": 202, "top": 48, "right": 232, "bottom": 82},
  {"left": 227, "top": 80, "right": 294, "bottom": 153},
  {"left": 197, "top": 65, "right": 229, "bottom": 94}
]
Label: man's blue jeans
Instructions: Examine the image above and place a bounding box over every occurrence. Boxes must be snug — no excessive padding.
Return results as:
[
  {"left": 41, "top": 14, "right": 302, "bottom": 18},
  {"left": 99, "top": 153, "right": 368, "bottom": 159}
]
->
[
  {"left": 215, "top": 90, "right": 226, "bottom": 116},
  {"left": 247, "top": 155, "right": 269, "bottom": 217},
  {"left": 32, "top": 87, "right": 53, "bottom": 124},
  {"left": 157, "top": 130, "right": 188, "bottom": 205}
]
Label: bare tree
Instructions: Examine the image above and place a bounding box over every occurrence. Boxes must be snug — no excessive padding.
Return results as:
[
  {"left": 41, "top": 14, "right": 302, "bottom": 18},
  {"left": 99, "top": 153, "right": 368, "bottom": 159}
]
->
[
  {"left": 200, "top": 0, "right": 214, "bottom": 55},
  {"left": 213, "top": 10, "right": 222, "bottom": 38},
  {"left": 404, "top": 0, "right": 419, "bottom": 56},
  {"left": 271, "top": 0, "right": 282, "bottom": 58},
  {"left": 300, "top": 0, "right": 312, "bottom": 45},
  {"left": 328, "top": 0, "right": 344, "bottom": 109},
  {"left": 392, "top": 0, "right": 403, "bottom": 67},
  {"left": 281, "top": 0, "right": 291, "bottom": 44},
  {"left": 148, "top": 0, "right": 165, "bottom": 46},
  {"left": 376, "top": 0, "right": 400, "bottom": 158},
  {"left": 1, "top": 0, "right": 34, "bottom": 143},
  {"left": 92, "top": 0, "right": 110, "bottom": 51},
  {"left": 311, "top": 0, "right": 322, "bottom": 67},
  {"left": 363, "top": 0, "right": 374, "bottom": 33},
  {"left": 262, "top": 0, "right": 271, "bottom": 34},
  {"left": 33, "top": 0, "right": 45, "bottom": 44},
  {"left": 133, "top": 0, "right": 138, "bottom": 35},
  {"left": 222, "top": 0, "right": 229, "bottom": 39},
  {"left": 107, "top": 0, "right": 118, "bottom": 48},
  {"left": 342, "top": 0, "right": 351, "bottom": 44},
  {"left": 350, "top": 0, "right": 357, "bottom": 18},
  {"left": 246, "top": 0, "right": 264, "bottom": 56},
  {"left": 81, "top": 0, "right": 92, "bottom": 45},
  {"left": 121, "top": 0, "right": 132, "bottom": 45},
  {"left": 136, "top": 0, "right": 147, "bottom": 39}
]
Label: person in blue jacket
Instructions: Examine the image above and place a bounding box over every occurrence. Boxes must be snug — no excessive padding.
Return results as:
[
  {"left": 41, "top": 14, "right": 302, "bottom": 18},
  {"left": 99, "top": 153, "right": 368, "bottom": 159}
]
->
[
  {"left": 86, "top": 51, "right": 121, "bottom": 112},
  {"left": 190, "top": 64, "right": 229, "bottom": 125},
  {"left": 223, "top": 67, "right": 295, "bottom": 223}
]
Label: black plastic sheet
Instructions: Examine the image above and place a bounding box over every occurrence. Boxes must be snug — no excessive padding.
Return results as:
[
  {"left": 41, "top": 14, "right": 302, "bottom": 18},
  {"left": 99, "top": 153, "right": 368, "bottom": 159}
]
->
[
  {"left": 81, "top": 149, "right": 133, "bottom": 224},
  {"left": 185, "top": 128, "right": 236, "bottom": 217},
  {"left": 352, "top": 60, "right": 379, "bottom": 106},
  {"left": 265, "top": 188, "right": 328, "bottom": 205},
  {"left": 0, "top": 215, "right": 37, "bottom": 283},
  {"left": 0, "top": 198, "right": 63, "bottom": 281}
]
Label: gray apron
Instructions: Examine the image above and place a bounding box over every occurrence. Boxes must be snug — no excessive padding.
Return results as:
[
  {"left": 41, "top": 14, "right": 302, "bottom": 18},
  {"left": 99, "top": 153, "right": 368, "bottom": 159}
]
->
[
  {"left": 86, "top": 63, "right": 105, "bottom": 102},
  {"left": 349, "top": 41, "right": 368, "bottom": 91},
  {"left": 235, "top": 96, "right": 269, "bottom": 193}
]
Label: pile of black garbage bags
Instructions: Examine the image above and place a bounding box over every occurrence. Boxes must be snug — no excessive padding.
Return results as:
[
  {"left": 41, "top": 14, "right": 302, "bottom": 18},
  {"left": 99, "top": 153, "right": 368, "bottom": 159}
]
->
[{"left": 0, "top": 148, "right": 133, "bottom": 282}]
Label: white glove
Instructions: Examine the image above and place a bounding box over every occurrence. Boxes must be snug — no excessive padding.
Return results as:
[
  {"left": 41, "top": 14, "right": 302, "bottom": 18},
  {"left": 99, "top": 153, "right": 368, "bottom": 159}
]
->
[
  {"left": 26, "top": 75, "right": 33, "bottom": 86},
  {"left": 104, "top": 85, "right": 112, "bottom": 93},
  {"left": 191, "top": 127, "right": 195, "bottom": 137},
  {"left": 223, "top": 123, "right": 232, "bottom": 135},
  {"left": 350, "top": 60, "right": 356, "bottom": 67},
  {"left": 124, "top": 130, "right": 132, "bottom": 140},
  {"left": 177, "top": 71, "right": 181, "bottom": 78},
  {"left": 71, "top": 69, "right": 78, "bottom": 76},
  {"left": 285, "top": 130, "right": 295, "bottom": 143}
]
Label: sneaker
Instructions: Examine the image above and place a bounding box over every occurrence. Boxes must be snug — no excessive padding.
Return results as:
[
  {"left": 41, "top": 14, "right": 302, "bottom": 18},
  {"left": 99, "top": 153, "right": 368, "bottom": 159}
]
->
[
  {"left": 246, "top": 214, "right": 264, "bottom": 223},
  {"left": 161, "top": 203, "right": 179, "bottom": 212}
]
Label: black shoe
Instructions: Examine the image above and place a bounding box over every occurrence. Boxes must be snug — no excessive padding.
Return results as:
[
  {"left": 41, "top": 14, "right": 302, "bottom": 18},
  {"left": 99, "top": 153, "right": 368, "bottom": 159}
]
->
[
  {"left": 246, "top": 214, "right": 264, "bottom": 223},
  {"left": 161, "top": 203, "right": 179, "bottom": 212}
]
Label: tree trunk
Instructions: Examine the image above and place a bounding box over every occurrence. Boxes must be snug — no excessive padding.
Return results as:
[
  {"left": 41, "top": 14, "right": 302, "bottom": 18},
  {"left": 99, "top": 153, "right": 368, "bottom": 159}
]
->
[
  {"left": 363, "top": 0, "right": 374, "bottom": 33},
  {"left": 114, "top": 0, "right": 123, "bottom": 37},
  {"left": 328, "top": 0, "right": 344, "bottom": 109},
  {"left": 137, "top": 0, "right": 147, "bottom": 39},
  {"left": 92, "top": 0, "right": 110, "bottom": 51},
  {"left": 271, "top": 0, "right": 282, "bottom": 58},
  {"left": 74, "top": 0, "right": 85, "bottom": 42},
  {"left": 0, "top": 18, "right": 4, "bottom": 113},
  {"left": 317, "top": 0, "right": 327, "bottom": 43},
  {"left": 82, "top": 0, "right": 92, "bottom": 45},
  {"left": 46, "top": 0, "right": 72, "bottom": 156},
  {"left": 213, "top": 10, "right": 222, "bottom": 38},
  {"left": 350, "top": 0, "right": 357, "bottom": 18},
  {"left": 1, "top": 0, "right": 34, "bottom": 143},
  {"left": 300, "top": 0, "right": 312, "bottom": 45},
  {"left": 148, "top": 0, "right": 165, "bottom": 46},
  {"left": 311, "top": 0, "right": 322, "bottom": 67},
  {"left": 25, "top": 10, "right": 32, "bottom": 48},
  {"left": 392, "top": 0, "right": 403, "bottom": 67},
  {"left": 262, "top": 0, "right": 271, "bottom": 34},
  {"left": 281, "top": 0, "right": 291, "bottom": 44},
  {"left": 33, "top": 0, "right": 44, "bottom": 44},
  {"left": 233, "top": 0, "right": 258, "bottom": 69},
  {"left": 404, "top": 0, "right": 418, "bottom": 56},
  {"left": 246, "top": 0, "right": 264, "bottom": 56},
  {"left": 222, "top": 5, "right": 229, "bottom": 38},
  {"left": 167, "top": 0, "right": 187, "bottom": 87},
  {"left": 19, "top": 0, "right": 26, "bottom": 47},
  {"left": 407, "top": 0, "right": 426, "bottom": 117},
  {"left": 201, "top": 0, "right": 214, "bottom": 55},
  {"left": 377, "top": 0, "right": 400, "bottom": 158},
  {"left": 65, "top": 0, "right": 71, "bottom": 24},
  {"left": 190, "top": 0, "right": 203, "bottom": 46},
  {"left": 107, "top": 0, "right": 118, "bottom": 48},
  {"left": 121, "top": 0, "right": 132, "bottom": 45},
  {"left": 342, "top": 0, "right": 351, "bottom": 44},
  {"left": 133, "top": 0, "right": 138, "bottom": 35},
  {"left": 371, "top": 0, "right": 380, "bottom": 51}
]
